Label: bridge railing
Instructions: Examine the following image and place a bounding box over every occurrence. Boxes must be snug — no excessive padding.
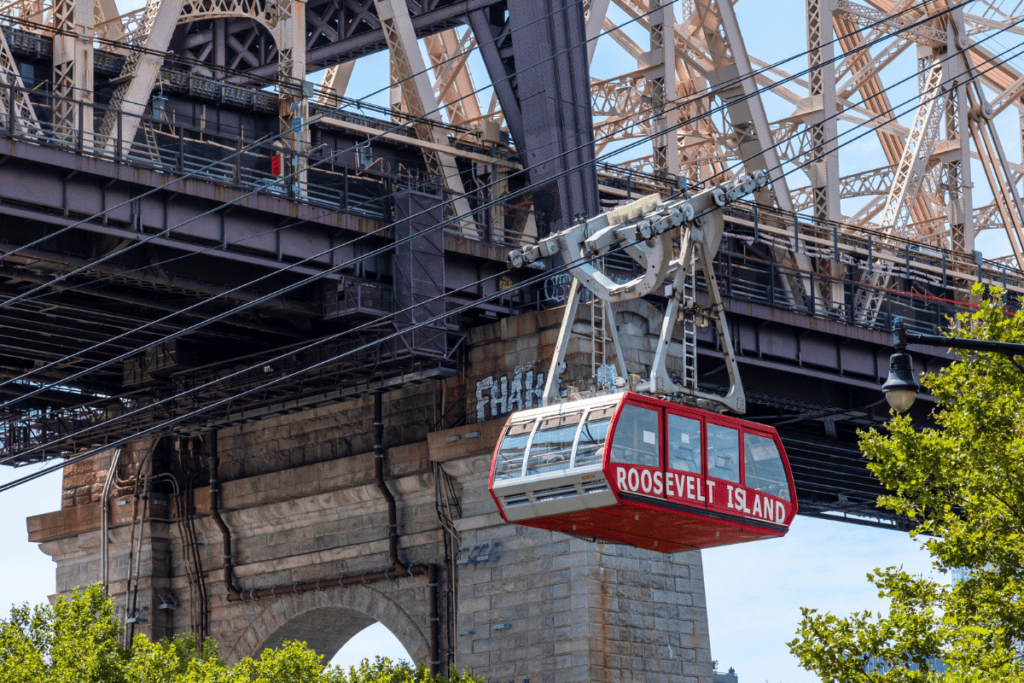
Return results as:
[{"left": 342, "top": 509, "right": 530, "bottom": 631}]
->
[
  {"left": 539, "top": 234, "right": 1011, "bottom": 340},
  {"left": 722, "top": 201, "right": 1024, "bottom": 298},
  {"left": 711, "top": 247, "right": 983, "bottom": 336},
  {"left": 0, "top": 80, "right": 541, "bottom": 244}
]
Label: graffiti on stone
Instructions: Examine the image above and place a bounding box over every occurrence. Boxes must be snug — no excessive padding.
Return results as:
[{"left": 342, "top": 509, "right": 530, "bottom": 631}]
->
[
  {"left": 595, "top": 363, "right": 620, "bottom": 389},
  {"left": 475, "top": 361, "right": 547, "bottom": 422},
  {"left": 456, "top": 540, "right": 502, "bottom": 565}
]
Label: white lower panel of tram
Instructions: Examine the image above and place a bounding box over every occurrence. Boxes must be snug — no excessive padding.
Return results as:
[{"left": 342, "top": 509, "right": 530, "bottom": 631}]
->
[
  {"left": 493, "top": 467, "right": 617, "bottom": 523},
  {"left": 489, "top": 395, "right": 621, "bottom": 523}
]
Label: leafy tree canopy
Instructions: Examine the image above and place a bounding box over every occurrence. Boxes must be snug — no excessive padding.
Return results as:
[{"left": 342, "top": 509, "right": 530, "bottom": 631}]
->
[
  {"left": 0, "top": 584, "right": 480, "bottom": 683},
  {"left": 789, "top": 287, "right": 1024, "bottom": 681}
]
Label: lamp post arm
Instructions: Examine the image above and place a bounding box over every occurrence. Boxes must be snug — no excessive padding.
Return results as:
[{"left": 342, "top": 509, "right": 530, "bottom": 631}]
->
[
  {"left": 904, "top": 331, "right": 1024, "bottom": 358},
  {"left": 892, "top": 317, "right": 1024, "bottom": 374}
]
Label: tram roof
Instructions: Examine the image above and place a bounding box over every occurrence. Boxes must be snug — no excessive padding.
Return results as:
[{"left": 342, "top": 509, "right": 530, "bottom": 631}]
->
[
  {"left": 507, "top": 393, "right": 623, "bottom": 421},
  {"left": 507, "top": 392, "right": 787, "bottom": 434}
]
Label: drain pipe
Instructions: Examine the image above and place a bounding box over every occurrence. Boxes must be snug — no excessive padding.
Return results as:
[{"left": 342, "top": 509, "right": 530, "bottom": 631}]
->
[
  {"left": 100, "top": 447, "right": 123, "bottom": 594},
  {"left": 207, "top": 432, "right": 242, "bottom": 601},
  {"left": 428, "top": 564, "right": 440, "bottom": 677},
  {"left": 374, "top": 392, "right": 406, "bottom": 571}
]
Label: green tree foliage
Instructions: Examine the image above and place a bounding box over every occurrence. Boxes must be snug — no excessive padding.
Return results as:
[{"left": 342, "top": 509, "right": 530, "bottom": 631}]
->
[
  {"left": 0, "top": 584, "right": 481, "bottom": 683},
  {"left": 788, "top": 287, "right": 1024, "bottom": 681}
]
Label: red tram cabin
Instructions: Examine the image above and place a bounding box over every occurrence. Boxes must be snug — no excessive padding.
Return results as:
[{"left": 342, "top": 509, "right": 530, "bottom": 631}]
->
[{"left": 488, "top": 392, "right": 798, "bottom": 553}]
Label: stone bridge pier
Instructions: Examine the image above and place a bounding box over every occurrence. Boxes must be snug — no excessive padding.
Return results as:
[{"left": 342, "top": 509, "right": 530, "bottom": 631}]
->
[{"left": 28, "top": 309, "right": 713, "bottom": 682}]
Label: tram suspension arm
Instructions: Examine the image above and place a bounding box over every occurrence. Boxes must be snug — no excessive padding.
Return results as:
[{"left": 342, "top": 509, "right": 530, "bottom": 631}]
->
[{"left": 507, "top": 172, "right": 769, "bottom": 413}]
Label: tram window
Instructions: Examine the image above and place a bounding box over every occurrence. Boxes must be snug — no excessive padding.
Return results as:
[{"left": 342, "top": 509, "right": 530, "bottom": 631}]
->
[
  {"left": 667, "top": 414, "right": 702, "bottom": 474},
  {"left": 610, "top": 404, "right": 659, "bottom": 467},
  {"left": 707, "top": 424, "right": 740, "bottom": 482},
  {"left": 574, "top": 406, "right": 615, "bottom": 469},
  {"left": 526, "top": 411, "right": 583, "bottom": 476},
  {"left": 494, "top": 420, "right": 534, "bottom": 480},
  {"left": 744, "top": 433, "right": 791, "bottom": 501}
]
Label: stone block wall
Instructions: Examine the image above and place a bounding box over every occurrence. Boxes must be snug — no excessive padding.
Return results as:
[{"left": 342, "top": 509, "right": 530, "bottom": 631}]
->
[
  {"left": 34, "top": 434, "right": 446, "bottom": 663},
  {"left": 216, "top": 382, "right": 436, "bottom": 481}
]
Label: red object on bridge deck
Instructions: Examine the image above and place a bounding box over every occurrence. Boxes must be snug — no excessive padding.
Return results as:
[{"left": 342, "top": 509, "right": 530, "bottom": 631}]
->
[{"left": 488, "top": 392, "right": 798, "bottom": 553}]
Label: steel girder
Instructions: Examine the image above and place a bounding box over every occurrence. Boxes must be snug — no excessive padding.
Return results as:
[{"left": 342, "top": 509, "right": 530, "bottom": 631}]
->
[
  {"left": 175, "top": 0, "right": 502, "bottom": 79},
  {"left": 0, "top": 24, "right": 40, "bottom": 134},
  {"left": 96, "top": 0, "right": 187, "bottom": 156},
  {"left": 471, "top": 0, "right": 600, "bottom": 236},
  {"left": 425, "top": 28, "right": 482, "bottom": 130},
  {"left": 51, "top": 0, "right": 94, "bottom": 144}
]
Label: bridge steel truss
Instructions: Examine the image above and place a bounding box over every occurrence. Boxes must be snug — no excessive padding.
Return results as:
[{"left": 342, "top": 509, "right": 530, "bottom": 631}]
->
[{"left": 1, "top": 0, "right": 1024, "bottom": 537}]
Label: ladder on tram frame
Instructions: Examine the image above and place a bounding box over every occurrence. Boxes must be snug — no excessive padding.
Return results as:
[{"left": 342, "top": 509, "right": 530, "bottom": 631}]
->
[
  {"left": 679, "top": 246, "right": 698, "bottom": 390},
  {"left": 590, "top": 257, "right": 608, "bottom": 384}
]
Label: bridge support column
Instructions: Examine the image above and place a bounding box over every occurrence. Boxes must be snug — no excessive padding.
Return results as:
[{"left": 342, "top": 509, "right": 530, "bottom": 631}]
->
[
  {"left": 804, "top": 0, "right": 845, "bottom": 309},
  {"left": 472, "top": 0, "right": 599, "bottom": 235},
  {"left": 35, "top": 444, "right": 177, "bottom": 644},
  {"left": 943, "top": 6, "right": 974, "bottom": 256},
  {"left": 437, "top": 444, "right": 713, "bottom": 683},
  {"left": 650, "top": 0, "right": 679, "bottom": 180},
  {"left": 27, "top": 304, "right": 720, "bottom": 681}
]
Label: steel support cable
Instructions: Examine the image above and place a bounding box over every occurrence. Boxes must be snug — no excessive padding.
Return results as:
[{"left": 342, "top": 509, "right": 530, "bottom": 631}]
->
[
  {"left": 0, "top": 191, "right": 991, "bottom": 471},
  {"left": 0, "top": 0, "right": 959, "bottom": 310},
  {"left": 0, "top": 156, "right": 976, "bottom": 479},
  {"left": 0, "top": 230, "right": 666, "bottom": 486},
  {"left": 0, "top": 189, "right": 938, "bottom": 489},
  {"left": 4, "top": 181, "right": 772, "bottom": 472},
  {"left": 0, "top": 124, "right": 969, "bottom": 479},
  {"left": 0, "top": 1, "right": 973, "bottom": 408},
  {"left": 0, "top": 57, "right": 987, "bottom": 444},
  {"left": 0, "top": 0, "right": 664, "bottom": 276},
  {"left": 0, "top": 102, "right": 991, "bottom": 389},
  {"left": 0, "top": 3, "right": 991, "bottom": 432}
]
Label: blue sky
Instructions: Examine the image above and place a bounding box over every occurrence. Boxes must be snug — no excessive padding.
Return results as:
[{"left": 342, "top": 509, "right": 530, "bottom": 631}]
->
[{"left": 2, "top": 0, "right": 1020, "bottom": 680}]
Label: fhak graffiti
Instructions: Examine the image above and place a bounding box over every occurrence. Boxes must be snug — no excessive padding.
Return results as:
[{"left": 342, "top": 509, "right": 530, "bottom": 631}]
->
[{"left": 475, "top": 362, "right": 546, "bottom": 422}]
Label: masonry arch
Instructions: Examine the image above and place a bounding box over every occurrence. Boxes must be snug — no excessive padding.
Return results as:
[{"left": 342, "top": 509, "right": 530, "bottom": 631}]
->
[{"left": 223, "top": 584, "right": 430, "bottom": 665}]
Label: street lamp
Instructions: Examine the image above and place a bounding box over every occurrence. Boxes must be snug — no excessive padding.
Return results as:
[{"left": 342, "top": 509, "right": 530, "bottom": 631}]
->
[
  {"left": 883, "top": 317, "right": 1024, "bottom": 412},
  {"left": 882, "top": 346, "right": 920, "bottom": 412}
]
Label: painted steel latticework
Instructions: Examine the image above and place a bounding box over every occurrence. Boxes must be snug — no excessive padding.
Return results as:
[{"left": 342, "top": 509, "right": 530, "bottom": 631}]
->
[{"left": 8, "top": 0, "right": 1024, "bottom": 251}]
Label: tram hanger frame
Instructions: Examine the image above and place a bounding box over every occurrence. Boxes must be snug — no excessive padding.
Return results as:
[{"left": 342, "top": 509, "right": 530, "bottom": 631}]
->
[{"left": 508, "top": 172, "right": 770, "bottom": 414}]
